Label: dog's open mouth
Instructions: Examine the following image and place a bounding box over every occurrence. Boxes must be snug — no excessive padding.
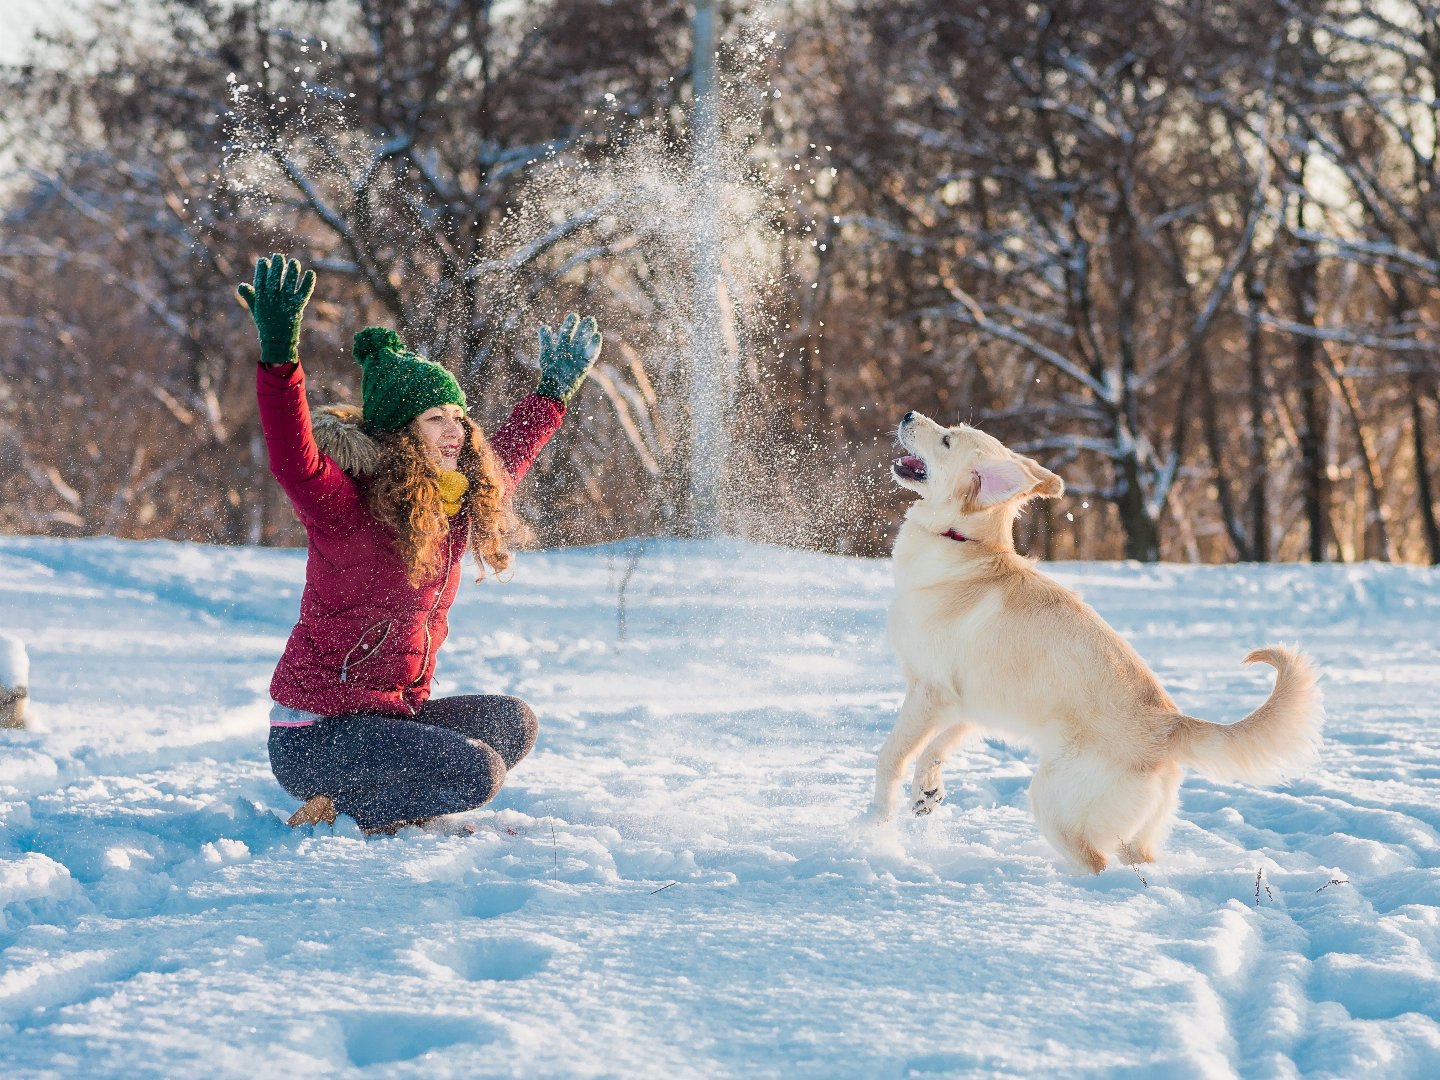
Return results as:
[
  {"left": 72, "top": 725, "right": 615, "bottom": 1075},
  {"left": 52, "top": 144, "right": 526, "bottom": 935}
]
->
[{"left": 893, "top": 455, "right": 928, "bottom": 482}]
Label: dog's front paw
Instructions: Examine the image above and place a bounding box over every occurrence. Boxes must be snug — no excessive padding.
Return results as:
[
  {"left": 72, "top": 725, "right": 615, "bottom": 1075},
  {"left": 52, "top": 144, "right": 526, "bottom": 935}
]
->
[{"left": 911, "top": 786, "right": 945, "bottom": 816}]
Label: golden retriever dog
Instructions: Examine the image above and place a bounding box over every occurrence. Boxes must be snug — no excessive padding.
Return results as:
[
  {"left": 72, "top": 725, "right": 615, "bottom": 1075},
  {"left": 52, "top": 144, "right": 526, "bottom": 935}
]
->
[{"left": 871, "top": 411, "right": 1323, "bottom": 873}]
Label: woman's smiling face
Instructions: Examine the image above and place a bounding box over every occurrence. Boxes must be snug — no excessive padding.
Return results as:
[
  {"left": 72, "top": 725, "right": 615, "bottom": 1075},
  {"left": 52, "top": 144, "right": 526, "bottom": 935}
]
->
[{"left": 415, "top": 404, "right": 466, "bottom": 470}]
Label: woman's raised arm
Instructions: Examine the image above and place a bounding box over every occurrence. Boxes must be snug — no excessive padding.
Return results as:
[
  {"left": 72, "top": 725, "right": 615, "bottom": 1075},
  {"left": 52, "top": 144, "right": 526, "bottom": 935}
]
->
[
  {"left": 491, "top": 312, "right": 603, "bottom": 486},
  {"left": 239, "top": 254, "right": 355, "bottom": 522}
]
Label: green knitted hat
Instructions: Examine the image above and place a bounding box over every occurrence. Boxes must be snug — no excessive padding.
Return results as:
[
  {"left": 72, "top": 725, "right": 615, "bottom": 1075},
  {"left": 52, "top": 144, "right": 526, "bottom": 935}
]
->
[{"left": 352, "top": 327, "right": 467, "bottom": 433}]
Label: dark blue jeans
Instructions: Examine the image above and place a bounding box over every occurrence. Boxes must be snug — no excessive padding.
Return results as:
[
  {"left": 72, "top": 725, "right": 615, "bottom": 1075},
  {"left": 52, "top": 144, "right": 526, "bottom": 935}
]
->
[{"left": 268, "top": 695, "right": 537, "bottom": 831}]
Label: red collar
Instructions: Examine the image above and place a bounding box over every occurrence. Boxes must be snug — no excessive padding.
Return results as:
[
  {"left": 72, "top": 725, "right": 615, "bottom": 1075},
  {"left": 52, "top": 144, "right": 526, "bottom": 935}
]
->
[{"left": 942, "top": 528, "right": 971, "bottom": 543}]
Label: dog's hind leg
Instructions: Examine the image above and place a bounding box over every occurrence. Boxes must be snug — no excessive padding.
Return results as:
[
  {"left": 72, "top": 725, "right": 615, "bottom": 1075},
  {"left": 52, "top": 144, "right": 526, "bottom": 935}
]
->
[
  {"left": 1028, "top": 758, "right": 1106, "bottom": 872},
  {"left": 910, "top": 723, "right": 974, "bottom": 816},
  {"left": 869, "top": 684, "right": 949, "bottom": 821},
  {"left": 1124, "top": 761, "right": 1182, "bottom": 864},
  {"left": 1030, "top": 754, "right": 1160, "bottom": 874}
]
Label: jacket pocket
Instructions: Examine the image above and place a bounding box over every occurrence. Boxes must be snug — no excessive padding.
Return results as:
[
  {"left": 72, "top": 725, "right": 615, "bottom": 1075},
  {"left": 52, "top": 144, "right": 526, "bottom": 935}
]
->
[{"left": 340, "top": 620, "right": 392, "bottom": 684}]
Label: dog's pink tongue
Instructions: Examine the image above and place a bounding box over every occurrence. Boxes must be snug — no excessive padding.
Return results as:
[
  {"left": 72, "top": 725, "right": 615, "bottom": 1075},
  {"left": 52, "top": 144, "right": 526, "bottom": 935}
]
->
[{"left": 901, "top": 456, "right": 925, "bottom": 471}]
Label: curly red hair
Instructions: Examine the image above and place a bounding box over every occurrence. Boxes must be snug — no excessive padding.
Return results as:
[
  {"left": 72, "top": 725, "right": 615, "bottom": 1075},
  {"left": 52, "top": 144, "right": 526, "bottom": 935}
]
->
[{"left": 365, "top": 416, "right": 529, "bottom": 586}]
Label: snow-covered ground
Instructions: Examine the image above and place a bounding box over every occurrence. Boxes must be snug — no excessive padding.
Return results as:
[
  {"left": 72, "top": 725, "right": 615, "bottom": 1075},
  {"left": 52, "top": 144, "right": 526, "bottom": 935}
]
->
[{"left": 1, "top": 534, "right": 1438, "bottom": 1078}]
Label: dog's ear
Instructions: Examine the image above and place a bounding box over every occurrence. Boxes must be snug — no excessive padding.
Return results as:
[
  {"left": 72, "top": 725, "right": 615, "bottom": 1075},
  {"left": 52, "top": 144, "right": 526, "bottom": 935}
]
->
[
  {"left": 1020, "top": 456, "right": 1064, "bottom": 500},
  {"left": 970, "top": 455, "right": 1065, "bottom": 507},
  {"left": 970, "top": 458, "right": 1034, "bottom": 507}
]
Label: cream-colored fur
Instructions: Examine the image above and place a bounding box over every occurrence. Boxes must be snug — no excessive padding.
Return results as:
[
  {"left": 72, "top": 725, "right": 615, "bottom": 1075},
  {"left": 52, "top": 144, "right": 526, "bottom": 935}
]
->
[{"left": 872, "top": 411, "right": 1323, "bottom": 873}]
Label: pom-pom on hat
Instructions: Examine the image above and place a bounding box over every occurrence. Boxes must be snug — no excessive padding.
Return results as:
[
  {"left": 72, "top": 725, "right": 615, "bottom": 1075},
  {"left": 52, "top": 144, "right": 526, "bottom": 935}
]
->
[{"left": 352, "top": 327, "right": 467, "bottom": 433}]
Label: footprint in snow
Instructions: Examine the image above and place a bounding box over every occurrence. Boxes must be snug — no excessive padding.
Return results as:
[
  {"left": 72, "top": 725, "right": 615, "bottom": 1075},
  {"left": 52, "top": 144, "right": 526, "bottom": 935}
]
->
[
  {"left": 457, "top": 882, "right": 535, "bottom": 919},
  {"left": 428, "top": 936, "right": 552, "bottom": 983},
  {"left": 334, "top": 1010, "right": 494, "bottom": 1068}
]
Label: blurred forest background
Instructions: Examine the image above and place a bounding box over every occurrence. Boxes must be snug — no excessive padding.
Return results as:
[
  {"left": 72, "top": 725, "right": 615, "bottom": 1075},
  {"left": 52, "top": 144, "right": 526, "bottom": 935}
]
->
[{"left": 3, "top": 0, "right": 1440, "bottom": 563}]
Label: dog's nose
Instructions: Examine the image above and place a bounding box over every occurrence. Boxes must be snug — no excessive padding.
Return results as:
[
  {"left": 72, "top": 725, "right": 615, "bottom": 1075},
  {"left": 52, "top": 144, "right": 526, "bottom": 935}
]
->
[{"left": 902, "top": 411, "right": 916, "bottom": 424}]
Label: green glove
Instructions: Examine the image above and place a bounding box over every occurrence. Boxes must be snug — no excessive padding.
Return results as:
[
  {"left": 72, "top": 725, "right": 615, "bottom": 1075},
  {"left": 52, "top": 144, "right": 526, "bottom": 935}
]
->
[
  {"left": 236, "top": 253, "right": 317, "bottom": 366},
  {"left": 535, "top": 312, "right": 603, "bottom": 406}
]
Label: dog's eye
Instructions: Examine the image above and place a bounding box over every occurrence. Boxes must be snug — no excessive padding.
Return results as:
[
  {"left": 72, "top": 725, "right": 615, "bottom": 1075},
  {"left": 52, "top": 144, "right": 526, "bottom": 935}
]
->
[{"left": 942, "top": 435, "right": 951, "bottom": 448}]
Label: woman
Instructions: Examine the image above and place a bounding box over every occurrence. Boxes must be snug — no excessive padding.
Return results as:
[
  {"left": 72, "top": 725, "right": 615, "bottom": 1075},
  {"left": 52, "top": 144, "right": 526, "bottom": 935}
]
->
[{"left": 237, "top": 254, "right": 601, "bottom": 834}]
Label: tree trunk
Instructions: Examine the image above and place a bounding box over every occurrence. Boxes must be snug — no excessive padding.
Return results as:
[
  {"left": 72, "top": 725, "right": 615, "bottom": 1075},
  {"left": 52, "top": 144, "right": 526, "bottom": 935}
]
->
[
  {"left": 1243, "top": 262, "right": 1270, "bottom": 562},
  {"left": 1117, "top": 452, "right": 1159, "bottom": 561},
  {"left": 1287, "top": 215, "right": 1328, "bottom": 562},
  {"left": 1412, "top": 376, "right": 1440, "bottom": 564},
  {"left": 1200, "top": 356, "right": 1247, "bottom": 560},
  {"left": 1391, "top": 280, "right": 1439, "bottom": 564},
  {"left": 1322, "top": 354, "right": 1392, "bottom": 560}
]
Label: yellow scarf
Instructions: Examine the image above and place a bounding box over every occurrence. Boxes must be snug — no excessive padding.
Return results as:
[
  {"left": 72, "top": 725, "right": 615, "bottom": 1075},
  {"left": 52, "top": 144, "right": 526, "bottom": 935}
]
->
[{"left": 437, "top": 469, "right": 469, "bottom": 517}]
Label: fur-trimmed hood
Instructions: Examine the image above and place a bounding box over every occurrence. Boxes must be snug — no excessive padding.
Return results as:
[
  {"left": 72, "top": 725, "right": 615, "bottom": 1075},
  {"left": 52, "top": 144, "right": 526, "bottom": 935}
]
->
[{"left": 312, "top": 404, "right": 380, "bottom": 478}]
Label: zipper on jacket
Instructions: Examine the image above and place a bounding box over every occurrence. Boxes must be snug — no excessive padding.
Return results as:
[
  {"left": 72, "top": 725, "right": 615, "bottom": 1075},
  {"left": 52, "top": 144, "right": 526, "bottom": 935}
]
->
[
  {"left": 406, "top": 517, "right": 471, "bottom": 699},
  {"left": 340, "top": 620, "right": 392, "bottom": 684}
]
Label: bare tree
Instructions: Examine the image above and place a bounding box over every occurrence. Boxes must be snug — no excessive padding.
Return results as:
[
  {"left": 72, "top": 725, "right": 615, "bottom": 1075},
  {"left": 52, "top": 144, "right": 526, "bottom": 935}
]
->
[
  {"left": 3, "top": 0, "right": 1440, "bottom": 564},
  {"left": 1270, "top": 0, "right": 1440, "bottom": 562}
]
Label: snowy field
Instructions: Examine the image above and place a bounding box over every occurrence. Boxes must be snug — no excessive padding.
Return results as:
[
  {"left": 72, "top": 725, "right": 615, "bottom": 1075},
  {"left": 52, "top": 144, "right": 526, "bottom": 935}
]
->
[{"left": 1, "top": 534, "right": 1438, "bottom": 1078}]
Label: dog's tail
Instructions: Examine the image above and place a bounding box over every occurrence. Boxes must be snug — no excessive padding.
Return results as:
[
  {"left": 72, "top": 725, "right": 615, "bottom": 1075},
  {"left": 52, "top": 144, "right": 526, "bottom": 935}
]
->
[{"left": 1170, "top": 646, "right": 1323, "bottom": 784}]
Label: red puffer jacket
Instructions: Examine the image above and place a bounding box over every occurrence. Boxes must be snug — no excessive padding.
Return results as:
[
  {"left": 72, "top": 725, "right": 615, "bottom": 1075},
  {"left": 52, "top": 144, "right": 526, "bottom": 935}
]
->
[{"left": 257, "top": 362, "right": 564, "bottom": 717}]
